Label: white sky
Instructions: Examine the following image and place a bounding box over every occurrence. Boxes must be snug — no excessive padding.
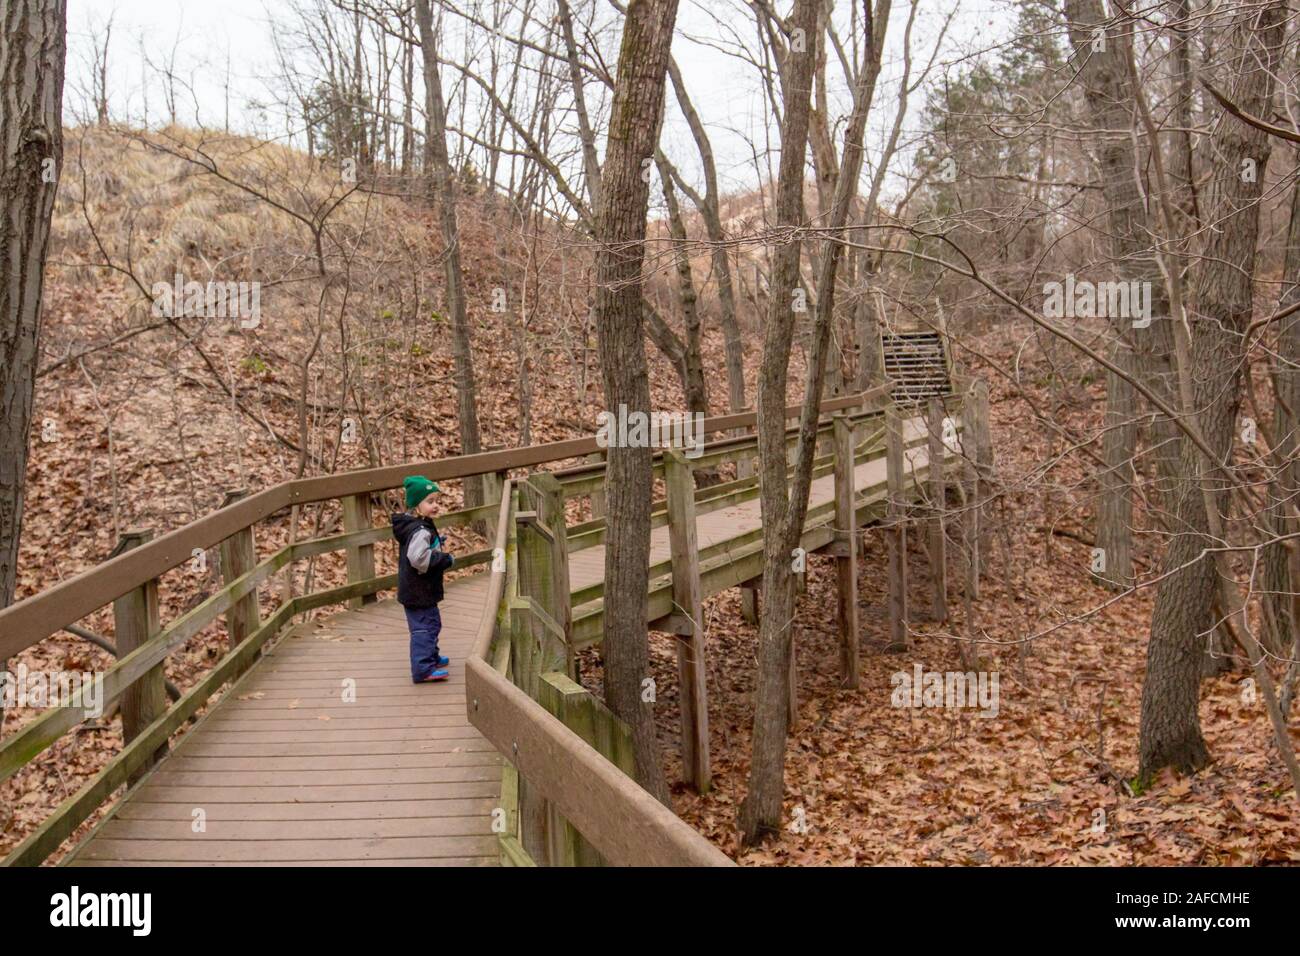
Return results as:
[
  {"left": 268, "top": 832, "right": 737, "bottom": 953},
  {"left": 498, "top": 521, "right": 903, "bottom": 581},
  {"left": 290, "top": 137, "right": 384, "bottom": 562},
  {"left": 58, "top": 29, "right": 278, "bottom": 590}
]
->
[{"left": 65, "top": 0, "right": 1016, "bottom": 203}]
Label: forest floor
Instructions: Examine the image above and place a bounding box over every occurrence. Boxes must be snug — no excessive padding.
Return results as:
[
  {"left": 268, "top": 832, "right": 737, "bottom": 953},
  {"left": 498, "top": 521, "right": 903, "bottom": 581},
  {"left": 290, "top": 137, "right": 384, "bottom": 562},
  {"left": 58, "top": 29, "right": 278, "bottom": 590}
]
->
[{"left": 648, "top": 354, "right": 1300, "bottom": 865}]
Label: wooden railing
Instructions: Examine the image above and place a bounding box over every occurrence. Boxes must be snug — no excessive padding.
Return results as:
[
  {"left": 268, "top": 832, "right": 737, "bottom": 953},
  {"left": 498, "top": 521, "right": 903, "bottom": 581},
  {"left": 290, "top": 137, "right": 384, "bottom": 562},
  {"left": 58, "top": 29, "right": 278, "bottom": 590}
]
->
[
  {"left": 462, "top": 381, "right": 990, "bottom": 865},
  {"left": 466, "top": 476, "right": 732, "bottom": 865},
  {"left": 0, "top": 378, "right": 990, "bottom": 866}
]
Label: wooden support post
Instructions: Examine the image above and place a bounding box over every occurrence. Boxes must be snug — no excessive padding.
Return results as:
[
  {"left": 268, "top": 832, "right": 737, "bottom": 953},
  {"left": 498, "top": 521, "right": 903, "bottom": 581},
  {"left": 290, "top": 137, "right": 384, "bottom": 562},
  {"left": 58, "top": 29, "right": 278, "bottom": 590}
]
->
[
  {"left": 663, "top": 449, "right": 711, "bottom": 793},
  {"left": 514, "top": 474, "right": 573, "bottom": 862},
  {"left": 964, "top": 386, "right": 982, "bottom": 601},
  {"left": 586, "top": 451, "right": 607, "bottom": 520},
  {"left": 740, "top": 576, "right": 760, "bottom": 625},
  {"left": 538, "top": 473, "right": 573, "bottom": 676},
  {"left": 341, "top": 492, "right": 376, "bottom": 609},
  {"left": 218, "top": 490, "right": 260, "bottom": 659},
  {"left": 538, "top": 672, "right": 635, "bottom": 866},
  {"left": 885, "top": 406, "right": 909, "bottom": 651},
  {"left": 832, "top": 413, "right": 860, "bottom": 688},
  {"left": 515, "top": 474, "right": 571, "bottom": 691},
  {"left": 927, "top": 397, "right": 948, "bottom": 623},
  {"left": 478, "top": 467, "right": 508, "bottom": 537},
  {"left": 969, "top": 379, "right": 992, "bottom": 577},
  {"left": 739, "top": 585, "right": 759, "bottom": 624},
  {"left": 538, "top": 674, "right": 585, "bottom": 867},
  {"left": 111, "top": 530, "right": 168, "bottom": 783}
]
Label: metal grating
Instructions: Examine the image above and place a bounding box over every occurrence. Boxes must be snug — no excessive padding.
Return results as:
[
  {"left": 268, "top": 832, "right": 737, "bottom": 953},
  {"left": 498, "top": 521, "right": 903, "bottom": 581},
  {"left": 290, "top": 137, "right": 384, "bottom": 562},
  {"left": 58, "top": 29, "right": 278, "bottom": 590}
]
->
[{"left": 881, "top": 330, "right": 951, "bottom": 406}]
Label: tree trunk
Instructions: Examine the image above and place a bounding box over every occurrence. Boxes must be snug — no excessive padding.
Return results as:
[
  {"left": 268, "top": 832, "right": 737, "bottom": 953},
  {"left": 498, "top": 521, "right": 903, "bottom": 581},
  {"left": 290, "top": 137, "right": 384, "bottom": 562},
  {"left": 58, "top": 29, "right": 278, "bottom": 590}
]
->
[
  {"left": 1262, "top": 178, "right": 1300, "bottom": 658},
  {"left": 590, "top": 0, "right": 680, "bottom": 806},
  {"left": 414, "top": 0, "right": 482, "bottom": 509},
  {"left": 557, "top": 0, "right": 602, "bottom": 211},
  {"left": 853, "top": 247, "right": 883, "bottom": 389},
  {"left": 655, "top": 160, "right": 709, "bottom": 422},
  {"left": 666, "top": 60, "right": 746, "bottom": 415},
  {"left": 739, "top": 0, "right": 883, "bottom": 845},
  {"left": 1063, "top": 0, "right": 1175, "bottom": 590},
  {"left": 1138, "top": 0, "right": 1286, "bottom": 781},
  {"left": 642, "top": 299, "right": 708, "bottom": 415},
  {"left": 737, "top": 0, "right": 819, "bottom": 845},
  {"left": 1, "top": 0, "right": 65, "bottom": 612}
]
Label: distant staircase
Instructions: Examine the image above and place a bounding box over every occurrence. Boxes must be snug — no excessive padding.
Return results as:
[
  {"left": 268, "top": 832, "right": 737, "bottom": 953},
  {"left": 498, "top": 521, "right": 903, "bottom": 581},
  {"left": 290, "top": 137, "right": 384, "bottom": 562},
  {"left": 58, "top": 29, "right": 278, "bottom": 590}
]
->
[{"left": 880, "top": 330, "right": 952, "bottom": 406}]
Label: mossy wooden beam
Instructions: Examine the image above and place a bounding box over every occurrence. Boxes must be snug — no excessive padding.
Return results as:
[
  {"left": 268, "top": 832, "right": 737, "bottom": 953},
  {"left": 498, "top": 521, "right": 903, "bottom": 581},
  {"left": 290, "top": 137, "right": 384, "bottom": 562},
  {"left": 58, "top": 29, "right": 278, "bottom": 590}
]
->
[
  {"left": 110, "top": 531, "right": 168, "bottom": 784},
  {"left": 663, "top": 449, "right": 711, "bottom": 792}
]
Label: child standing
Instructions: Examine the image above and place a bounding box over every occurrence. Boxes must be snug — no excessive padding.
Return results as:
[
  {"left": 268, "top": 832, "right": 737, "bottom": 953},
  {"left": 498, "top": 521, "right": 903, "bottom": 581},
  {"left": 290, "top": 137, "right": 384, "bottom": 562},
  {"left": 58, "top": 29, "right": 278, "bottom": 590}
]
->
[{"left": 392, "top": 476, "right": 455, "bottom": 683}]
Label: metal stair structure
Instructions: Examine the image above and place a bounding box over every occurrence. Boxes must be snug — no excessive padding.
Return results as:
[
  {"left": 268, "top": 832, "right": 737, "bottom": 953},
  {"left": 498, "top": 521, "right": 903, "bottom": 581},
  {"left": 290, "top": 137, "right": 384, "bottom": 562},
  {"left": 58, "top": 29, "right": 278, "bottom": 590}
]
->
[{"left": 880, "top": 330, "right": 952, "bottom": 406}]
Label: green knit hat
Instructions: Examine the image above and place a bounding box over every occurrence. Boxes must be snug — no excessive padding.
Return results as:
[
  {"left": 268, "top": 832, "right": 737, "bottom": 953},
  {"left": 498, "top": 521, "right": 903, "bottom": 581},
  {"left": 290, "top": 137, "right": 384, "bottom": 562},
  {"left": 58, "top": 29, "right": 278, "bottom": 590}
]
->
[{"left": 403, "top": 475, "right": 440, "bottom": 509}]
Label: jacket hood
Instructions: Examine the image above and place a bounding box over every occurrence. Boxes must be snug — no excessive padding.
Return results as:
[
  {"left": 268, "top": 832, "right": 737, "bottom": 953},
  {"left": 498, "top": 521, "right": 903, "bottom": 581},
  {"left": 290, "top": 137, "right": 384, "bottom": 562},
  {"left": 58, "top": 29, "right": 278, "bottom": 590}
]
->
[{"left": 391, "top": 512, "right": 428, "bottom": 539}]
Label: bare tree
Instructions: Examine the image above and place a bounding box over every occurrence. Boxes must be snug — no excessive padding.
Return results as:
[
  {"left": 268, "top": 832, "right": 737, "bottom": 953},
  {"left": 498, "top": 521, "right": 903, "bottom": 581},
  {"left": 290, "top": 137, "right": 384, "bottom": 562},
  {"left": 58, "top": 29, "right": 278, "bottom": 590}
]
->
[
  {"left": 1, "top": 0, "right": 65, "bottom": 610},
  {"left": 736, "top": 0, "right": 823, "bottom": 844},
  {"left": 1138, "top": 0, "right": 1290, "bottom": 781},
  {"left": 414, "top": 0, "right": 483, "bottom": 508},
  {"left": 590, "top": 0, "right": 681, "bottom": 805}
]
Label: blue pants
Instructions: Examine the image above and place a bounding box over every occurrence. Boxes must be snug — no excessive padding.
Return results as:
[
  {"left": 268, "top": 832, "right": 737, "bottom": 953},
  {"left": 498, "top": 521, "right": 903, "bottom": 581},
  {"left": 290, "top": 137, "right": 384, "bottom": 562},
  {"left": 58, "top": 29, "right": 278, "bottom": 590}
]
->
[{"left": 404, "top": 604, "right": 443, "bottom": 681}]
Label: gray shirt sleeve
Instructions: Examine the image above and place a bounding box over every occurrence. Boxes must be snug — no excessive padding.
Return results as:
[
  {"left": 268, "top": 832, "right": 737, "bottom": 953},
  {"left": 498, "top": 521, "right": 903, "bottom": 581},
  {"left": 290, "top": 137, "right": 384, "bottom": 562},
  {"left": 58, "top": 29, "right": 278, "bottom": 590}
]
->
[{"left": 406, "top": 528, "right": 433, "bottom": 573}]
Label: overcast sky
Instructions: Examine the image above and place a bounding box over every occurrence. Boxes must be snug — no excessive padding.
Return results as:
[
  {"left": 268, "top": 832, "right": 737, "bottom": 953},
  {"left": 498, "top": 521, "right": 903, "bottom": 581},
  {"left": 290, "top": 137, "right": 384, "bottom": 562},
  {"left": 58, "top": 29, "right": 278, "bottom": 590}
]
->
[{"left": 64, "top": 0, "right": 1013, "bottom": 202}]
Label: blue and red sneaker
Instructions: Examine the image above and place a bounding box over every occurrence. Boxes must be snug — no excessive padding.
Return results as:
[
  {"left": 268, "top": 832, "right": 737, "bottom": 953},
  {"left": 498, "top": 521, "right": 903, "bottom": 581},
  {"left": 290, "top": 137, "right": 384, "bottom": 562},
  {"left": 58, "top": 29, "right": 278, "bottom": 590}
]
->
[{"left": 415, "top": 668, "right": 449, "bottom": 684}]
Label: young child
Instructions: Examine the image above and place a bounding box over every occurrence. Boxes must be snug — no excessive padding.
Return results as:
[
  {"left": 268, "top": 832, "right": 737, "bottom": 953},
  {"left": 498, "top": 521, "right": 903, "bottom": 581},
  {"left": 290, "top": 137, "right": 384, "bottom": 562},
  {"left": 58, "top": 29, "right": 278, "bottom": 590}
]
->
[{"left": 392, "top": 475, "right": 455, "bottom": 683}]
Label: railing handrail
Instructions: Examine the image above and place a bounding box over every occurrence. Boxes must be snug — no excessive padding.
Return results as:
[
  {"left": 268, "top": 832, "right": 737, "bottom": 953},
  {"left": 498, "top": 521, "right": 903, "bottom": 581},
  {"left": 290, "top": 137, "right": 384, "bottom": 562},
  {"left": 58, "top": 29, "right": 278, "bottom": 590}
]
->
[{"left": 0, "top": 385, "right": 890, "bottom": 661}]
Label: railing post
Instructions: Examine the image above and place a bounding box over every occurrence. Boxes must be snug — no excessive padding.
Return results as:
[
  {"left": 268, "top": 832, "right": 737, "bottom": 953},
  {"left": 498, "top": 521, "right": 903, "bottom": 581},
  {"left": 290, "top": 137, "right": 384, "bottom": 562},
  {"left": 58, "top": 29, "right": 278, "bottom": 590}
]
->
[
  {"left": 477, "top": 466, "right": 509, "bottom": 537},
  {"left": 341, "top": 492, "right": 376, "bottom": 609},
  {"left": 111, "top": 530, "right": 168, "bottom": 783},
  {"left": 538, "top": 675, "right": 585, "bottom": 867},
  {"left": 218, "top": 489, "right": 260, "bottom": 660},
  {"left": 968, "top": 379, "right": 992, "bottom": 582},
  {"left": 514, "top": 473, "right": 572, "bottom": 863},
  {"left": 535, "top": 472, "right": 573, "bottom": 670},
  {"left": 927, "top": 397, "right": 948, "bottom": 623},
  {"left": 663, "top": 448, "right": 711, "bottom": 793},
  {"left": 537, "top": 672, "right": 635, "bottom": 866},
  {"left": 885, "top": 406, "right": 909, "bottom": 652},
  {"left": 586, "top": 452, "right": 607, "bottom": 520},
  {"left": 831, "top": 413, "right": 860, "bottom": 688}
]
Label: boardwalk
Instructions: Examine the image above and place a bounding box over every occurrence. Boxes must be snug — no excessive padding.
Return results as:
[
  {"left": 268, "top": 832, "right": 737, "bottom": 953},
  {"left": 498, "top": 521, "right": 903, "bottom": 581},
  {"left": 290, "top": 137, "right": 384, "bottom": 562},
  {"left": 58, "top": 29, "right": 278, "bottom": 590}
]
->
[
  {"left": 69, "top": 581, "right": 500, "bottom": 866},
  {"left": 66, "top": 420, "right": 936, "bottom": 866}
]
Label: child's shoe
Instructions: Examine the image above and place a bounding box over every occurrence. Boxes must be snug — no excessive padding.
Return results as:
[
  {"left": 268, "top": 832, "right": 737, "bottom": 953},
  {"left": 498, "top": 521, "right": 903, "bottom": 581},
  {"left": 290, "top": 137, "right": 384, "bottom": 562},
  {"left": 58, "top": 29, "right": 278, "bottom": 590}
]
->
[
  {"left": 435, "top": 655, "right": 450, "bottom": 667},
  {"left": 415, "top": 669, "right": 449, "bottom": 684}
]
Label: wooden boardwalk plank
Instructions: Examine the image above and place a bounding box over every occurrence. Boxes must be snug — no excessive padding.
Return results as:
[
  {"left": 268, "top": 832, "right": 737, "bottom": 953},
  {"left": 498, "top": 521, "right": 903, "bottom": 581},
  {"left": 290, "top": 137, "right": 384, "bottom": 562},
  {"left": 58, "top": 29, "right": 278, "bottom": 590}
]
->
[
  {"left": 113, "top": 799, "right": 495, "bottom": 821},
  {"left": 75, "top": 836, "right": 497, "bottom": 862}
]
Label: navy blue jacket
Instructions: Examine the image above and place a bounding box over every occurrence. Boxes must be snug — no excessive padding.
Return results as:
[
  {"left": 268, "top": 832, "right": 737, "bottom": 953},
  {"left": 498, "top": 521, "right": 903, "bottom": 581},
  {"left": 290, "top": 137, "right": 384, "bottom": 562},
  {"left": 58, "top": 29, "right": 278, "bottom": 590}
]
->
[{"left": 392, "top": 513, "right": 453, "bottom": 608}]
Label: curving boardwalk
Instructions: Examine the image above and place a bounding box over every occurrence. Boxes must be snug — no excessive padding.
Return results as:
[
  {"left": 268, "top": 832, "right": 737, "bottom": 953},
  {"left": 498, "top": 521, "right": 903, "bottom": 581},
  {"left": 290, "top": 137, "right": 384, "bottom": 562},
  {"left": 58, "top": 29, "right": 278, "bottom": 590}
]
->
[{"left": 66, "top": 420, "right": 938, "bottom": 866}]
